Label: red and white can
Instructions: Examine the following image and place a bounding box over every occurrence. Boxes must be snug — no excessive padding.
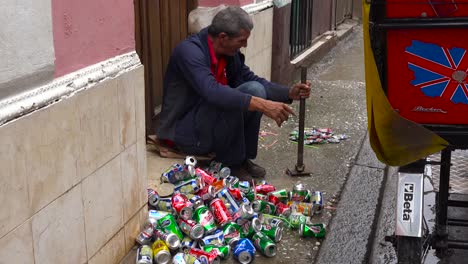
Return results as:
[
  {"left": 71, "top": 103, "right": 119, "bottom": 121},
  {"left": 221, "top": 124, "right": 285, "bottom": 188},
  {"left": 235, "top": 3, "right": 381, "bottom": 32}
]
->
[
  {"left": 267, "top": 194, "right": 280, "bottom": 205},
  {"left": 209, "top": 198, "right": 232, "bottom": 226},
  {"left": 275, "top": 203, "right": 291, "bottom": 217},
  {"left": 197, "top": 168, "right": 217, "bottom": 186},
  {"left": 197, "top": 185, "right": 216, "bottom": 201},
  {"left": 228, "top": 188, "right": 244, "bottom": 201},
  {"left": 171, "top": 193, "right": 193, "bottom": 220},
  {"left": 189, "top": 248, "right": 220, "bottom": 264}
]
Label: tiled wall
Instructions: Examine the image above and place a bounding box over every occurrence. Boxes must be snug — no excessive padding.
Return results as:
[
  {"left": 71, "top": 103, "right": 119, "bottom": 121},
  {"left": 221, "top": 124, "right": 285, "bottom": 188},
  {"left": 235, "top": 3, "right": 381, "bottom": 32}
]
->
[
  {"left": 242, "top": 7, "right": 274, "bottom": 81},
  {"left": 0, "top": 66, "right": 147, "bottom": 263}
]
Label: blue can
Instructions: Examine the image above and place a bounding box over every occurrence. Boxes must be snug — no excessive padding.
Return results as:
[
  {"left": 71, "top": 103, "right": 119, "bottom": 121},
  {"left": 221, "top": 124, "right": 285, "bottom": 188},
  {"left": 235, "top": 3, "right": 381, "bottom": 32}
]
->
[
  {"left": 174, "top": 178, "right": 203, "bottom": 194},
  {"left": 233, "top": 238, "right": 256, "bottom": 264},
  {"left": 216, "top": 188, "right": 240, "bottom": 215},
  {"left": 154, "top": 197, "right": 173, "bottom": 212},
  {"left": 181, "top": 236, "right": 198, "bottom": 251},
  {"left": 200, "top": 229, "right": 225, "bottom": 247},
  {"left": 161, "top": 163, "right": 184, "bottom": 183}
]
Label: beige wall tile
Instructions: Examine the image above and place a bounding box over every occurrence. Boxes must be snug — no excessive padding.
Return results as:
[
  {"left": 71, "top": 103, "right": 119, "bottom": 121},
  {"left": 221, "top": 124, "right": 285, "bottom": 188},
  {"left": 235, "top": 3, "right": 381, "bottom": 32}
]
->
[
  {"left": 89, "top": 229, "right": 126, "bottom": 264},
  {"left": 0, "top": 220, "right": 34, "bottom": 263},
  {"left": 133, "top": 67, "right": 146, "bottom": 140},
  {"left": 123, "top": 211, "right": 140, "bottom": 252},
  {"left": 139, "top": 205, "right": 149, "bottom": 229},
  {"left": 118, "top": 71, "right": 137, "bottom": 149},
  {"left": 136, "top": 139, "right": 148, "bottom": 207},
  {"left": 31, "top": 184, "right": 87, "bottom": 264},
  {"left": 0, "top": 121, "right": 31, "bottom": 238},
  {"left": 82, "top": 156, "right": 124, "bottom": 257},
  {"left": 121, "top": 144, "right": 141, "bottom": 222},
  {"left": 77, "top": 77, "right": 122, "bottom": 179},
  {"left": 26, "top": 96, "right": 81, "bottom": 213}
]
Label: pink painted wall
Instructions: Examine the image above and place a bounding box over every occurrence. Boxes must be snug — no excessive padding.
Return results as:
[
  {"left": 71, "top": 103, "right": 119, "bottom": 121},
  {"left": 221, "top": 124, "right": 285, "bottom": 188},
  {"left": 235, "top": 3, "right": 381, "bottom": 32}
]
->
[
  {"left": 52, "top": 0, "right": 135, "bottom": 77},
  {"left": 199, "top": 0, "right": 254, "bottom": 7}
]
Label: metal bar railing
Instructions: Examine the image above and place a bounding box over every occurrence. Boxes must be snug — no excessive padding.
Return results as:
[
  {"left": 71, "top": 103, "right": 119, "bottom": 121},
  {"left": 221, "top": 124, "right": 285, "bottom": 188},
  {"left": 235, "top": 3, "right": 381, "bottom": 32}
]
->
[{"left": 290, "top": 0, "right": 314, "bottom": 59}]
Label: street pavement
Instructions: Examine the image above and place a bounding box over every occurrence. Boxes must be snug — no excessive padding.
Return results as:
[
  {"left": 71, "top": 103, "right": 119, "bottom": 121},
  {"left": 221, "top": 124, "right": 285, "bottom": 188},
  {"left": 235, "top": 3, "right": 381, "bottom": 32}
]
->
[{"left": 122, "top": 22, "right": 393, "bottom": 264}]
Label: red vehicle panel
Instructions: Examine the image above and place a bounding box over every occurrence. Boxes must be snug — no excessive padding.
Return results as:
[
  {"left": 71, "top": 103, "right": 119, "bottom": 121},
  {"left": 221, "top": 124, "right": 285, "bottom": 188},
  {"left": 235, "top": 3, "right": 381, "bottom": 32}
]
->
[
  {"left": 386, "top": 0, "right": 468, "bottom": 18},
  {"left": 386, "top": 28, "right": 468, "bottom": 125}
]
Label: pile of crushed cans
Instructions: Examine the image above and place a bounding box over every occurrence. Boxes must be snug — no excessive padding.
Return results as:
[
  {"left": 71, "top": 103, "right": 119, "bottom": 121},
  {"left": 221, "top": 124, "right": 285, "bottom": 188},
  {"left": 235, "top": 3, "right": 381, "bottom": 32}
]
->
[
  {"left": 136, "top": 156, "right": 326, "bottom": 264},
  {"left": 289, "top": 127, "right": 349, "bottom": 144}
]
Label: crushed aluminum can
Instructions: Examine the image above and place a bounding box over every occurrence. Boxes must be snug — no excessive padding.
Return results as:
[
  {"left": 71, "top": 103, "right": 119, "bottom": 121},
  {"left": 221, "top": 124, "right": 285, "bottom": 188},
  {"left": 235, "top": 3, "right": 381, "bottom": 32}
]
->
[
  {"left": 233, "top": 238, "right": 256, "bottom": 264},
  {"left": 181, "top": 236, "right": 198, "bottom": 251},
  {"left": 174, "top": 178, "right": 203, "bottom": 194},
  {"left": 185, "top": 156, "right": 197, "bottom": 167},
  {"left": 136, "top": 245, "right": 153, "bottom": 264},
  {"left": 200, "top": 229, "right": 225, "bottom": 247}
]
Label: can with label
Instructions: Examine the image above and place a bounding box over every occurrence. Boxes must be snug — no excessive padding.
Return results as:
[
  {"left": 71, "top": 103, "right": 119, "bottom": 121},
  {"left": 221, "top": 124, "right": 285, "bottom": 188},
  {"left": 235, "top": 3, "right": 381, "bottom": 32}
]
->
[
  {"left": 136, "top": 245, "right": 153, "bottom": 264},
  {"left": 290, "top": 182, "right": 310, "bottom": 202},
  {"left": 216, "top": 188, "right": 240, "bottom": 215},
  {"left": 299, "top": 223, "right": 326, "bottom": 238},
  {"left": 189, "top": 248, "right": 221, "bottom": 264},
  {"left": 147, "top": 188, "right": 160, "bottom": 207},
  {"left": 186, "top": 194, "right": 204, "bottom": 209},
  {"left": 261, "top": 215, "right": 285, "bottom": 229},
  {"left": 181, "top": 236, "right": 198, "bottom": 251},
  {"left": 136, "top": 220, "right": 155, "bottom": 245},
  {"left": 177, "top": 218, "right": 205, "bottom": 240},
  {"left": 275, "top": 202, "right": 291, "bottom": 217},
  {"left": 233, "top": 238, "right": 256, "bottom": 264},
  {"left": 194, "top": 205, "right": 217, "bottom": 234},
  {"left": 161, "top": 163, "right": 185, "bottom": 184},
  {"left": 222, "top": 222, "right": 242, "bottom": 247},
  {"left": 148, "top": 210, "right": 169, "bottom": 221},
  {"left": 252, "top": 200, "right": 276, "bottom": 215},
  {"left": 203, "top": 245, "right": 231, "bottom": 259},
  {"left": 239, "top": 218, "right": 261, "bottom": 238},
  {"left": 174, "top": 178, "right": 203, "bottom": 194},
  {"left": 153, "top": 197, "right": 173, "bottom": 212},
  {"left": 224, "top": 176, "right": 239, "bottom": 189},
  {"left": 152, "top": 240, "right": 172, "bottom": 264},
  {"left": 200, "top": 229, "right": 225, "bottom": 247},
  {"left": 288, "top": 212, "right": 307, "bottom": 229},
  {"left": 172, "top": 252, "right": 187, "bottom": 264},
  {"left": 157, "top": 214, "right": 184, "bottom": 240},
  {"left": 261, "top": 225, "right": 283, "bottom": 242},
  {"left": 237, "top": 181, "right": 251, "bottom": 194},
  {"left": 268, "top": 189, "right": 289, "bottom": 200},
  {"left": 255, "top": 184, "right": 275, "bottom": 195},
  {"left": 196, "top": 185, "right": 216, "bottom": 202},
  {"left": 171, "top": 193, "right": 194, "bottom": 220},
  {"left": 232, "top": 203, "right": 254, "bottom": 222},
  {"left": 196, "top": 167, "right": 217, "bottom": 186},
  {"left": 209, "top": 198, "right": 232, "bottom": 226},
  {"left": 288, "top": 201, "right": 314, "bottom": 216},
  {"left": 311, "top": 191, "right": 324, "bottom": 214},
  {"left": 153, "top": 228, "right": 180, "bottom": 250},
  {"left": 252, "top": 232, "right": 277, "bottom": 257}
]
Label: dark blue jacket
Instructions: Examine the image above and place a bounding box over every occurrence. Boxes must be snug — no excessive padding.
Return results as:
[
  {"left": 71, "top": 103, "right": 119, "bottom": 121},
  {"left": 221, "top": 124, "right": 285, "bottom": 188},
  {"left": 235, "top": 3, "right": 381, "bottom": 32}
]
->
[{"left": 157, "top": 27, "right": 291, "bottom": 141}]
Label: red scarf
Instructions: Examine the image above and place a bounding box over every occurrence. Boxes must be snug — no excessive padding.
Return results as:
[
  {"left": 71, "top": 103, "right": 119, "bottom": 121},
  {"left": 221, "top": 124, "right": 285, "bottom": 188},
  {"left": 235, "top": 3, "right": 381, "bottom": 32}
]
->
[{"left": 207, "top": 36, "right": 228, "bottom": 85}]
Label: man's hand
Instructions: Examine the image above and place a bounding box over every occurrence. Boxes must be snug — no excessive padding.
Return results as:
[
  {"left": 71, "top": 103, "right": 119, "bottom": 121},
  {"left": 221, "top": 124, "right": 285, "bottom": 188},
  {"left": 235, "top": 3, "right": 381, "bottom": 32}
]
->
[
  {"left": 288, "top": 81, "right": 311, "bottom": 100},
  {"left": 249, "top": 97, "right": 296, "bottom": 127}
]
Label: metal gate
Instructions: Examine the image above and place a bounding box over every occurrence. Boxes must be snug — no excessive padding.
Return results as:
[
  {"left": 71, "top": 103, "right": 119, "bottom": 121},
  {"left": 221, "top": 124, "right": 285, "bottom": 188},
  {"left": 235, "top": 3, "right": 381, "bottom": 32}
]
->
[{"left": 134, "top": 0, "right": 197, "bottom": 135}]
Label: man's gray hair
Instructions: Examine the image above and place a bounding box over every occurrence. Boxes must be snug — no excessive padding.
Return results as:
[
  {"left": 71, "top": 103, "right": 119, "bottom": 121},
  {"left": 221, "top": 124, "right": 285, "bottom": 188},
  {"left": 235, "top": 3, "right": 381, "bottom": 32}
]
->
[{"left": 208, "top": 6, "right": 253, "bottom": 37}]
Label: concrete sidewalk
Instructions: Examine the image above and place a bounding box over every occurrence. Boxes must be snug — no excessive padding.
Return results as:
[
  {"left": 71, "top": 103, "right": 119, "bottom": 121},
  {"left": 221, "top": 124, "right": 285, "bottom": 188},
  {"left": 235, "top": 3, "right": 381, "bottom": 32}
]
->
[{"left": 121, "top": 20, "right": 388, "bottom": 264}]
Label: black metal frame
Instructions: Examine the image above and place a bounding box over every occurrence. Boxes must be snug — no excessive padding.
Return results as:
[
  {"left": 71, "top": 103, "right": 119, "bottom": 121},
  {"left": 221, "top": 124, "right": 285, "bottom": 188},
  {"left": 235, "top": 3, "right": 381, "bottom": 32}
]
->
[{"left": 289, "top": 0, "right": 314, "bottom": 59}]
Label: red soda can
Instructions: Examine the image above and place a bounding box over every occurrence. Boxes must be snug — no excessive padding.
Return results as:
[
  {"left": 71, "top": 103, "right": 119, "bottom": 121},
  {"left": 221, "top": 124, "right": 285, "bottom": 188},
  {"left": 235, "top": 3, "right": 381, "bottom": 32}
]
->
[
  {"left": 197, "top": 168, "right": 217, "bottom": 186},
  {"left": 275, "top": 203, "right": 291, "bottom": 217},
  {"left": 209, "top": 198, "right": 232, "bottom": 226},
  {"left": 229, "top": 188, "right": 244, "bottom": 201},
  {"left": 255, "top": 184, "right": 276, "bottom": 195},
  {"left": 147, "top": 188, "right": 159, "bottom": 207},
  {"left": 171, "top": 193, "right": 193, "bottom": 220},
  {"left": 267, "top": 194, "right": 280, "bottom": 205},
  {"left": 197, "top": 185, "right": 216, "bottom": 201},
  {"left": 189, "top": 248, "right": 221, "bottom": 264}
]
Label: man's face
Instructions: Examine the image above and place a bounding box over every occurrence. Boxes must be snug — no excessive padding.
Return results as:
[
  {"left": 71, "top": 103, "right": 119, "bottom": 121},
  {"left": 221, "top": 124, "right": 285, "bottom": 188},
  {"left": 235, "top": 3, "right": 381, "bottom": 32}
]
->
[{"left": 219, "top": 29, "right": 250, "bottom": 56}]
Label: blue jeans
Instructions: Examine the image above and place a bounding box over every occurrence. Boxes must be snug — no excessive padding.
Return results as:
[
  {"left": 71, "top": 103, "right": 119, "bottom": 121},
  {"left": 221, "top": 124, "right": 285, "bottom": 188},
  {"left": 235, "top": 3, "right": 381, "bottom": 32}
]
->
[{"left": 174, "top": 81, "right": 266, "bottom": 165}]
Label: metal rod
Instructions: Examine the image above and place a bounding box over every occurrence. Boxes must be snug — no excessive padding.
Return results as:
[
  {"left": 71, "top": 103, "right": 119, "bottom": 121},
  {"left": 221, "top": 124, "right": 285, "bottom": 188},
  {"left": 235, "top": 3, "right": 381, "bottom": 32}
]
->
[
  {"left": 295, "top": 67, "right": 307, "bottom": 172},
  {"left": 437, "top": 148, "right": 451, "bottom": 232}
]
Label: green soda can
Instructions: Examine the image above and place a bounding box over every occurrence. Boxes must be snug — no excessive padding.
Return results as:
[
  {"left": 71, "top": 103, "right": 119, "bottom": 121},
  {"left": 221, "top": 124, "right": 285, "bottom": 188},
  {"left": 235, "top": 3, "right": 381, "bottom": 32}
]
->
[
  {"left": 268, "top": 189, "right": 289, "bottom": 200},
  {"left": 238, "top": 181, "right": 251, "bottom": 193},
  {"left": 222, "top": 222, "right": 242, "bottom": 247},
  {"left": 203, "top": 245, "right": 231, "bottom": 259},
  {"left": 193, "top": 205, "right": 217, "bottom": 234},
  {"left": 260, "top": 225, "right": 283, "bottom": 242},
  {"left": 261, "top": 214, "right": 289, "bottom": 228},
  {"left": 158, "top": 214, "right": 184, "bottom": 240},
  {"left": 288, "top": 213, "right": 307, "bottom": 229},
  {"left": 299, "top": 223, "right": 326, "bottom": 238},
  {"left": 252, "top": 232, "right": 277, "bottom": 257},
  {"left": 245, "top": 190, "right": 255, "bottom": 202}
]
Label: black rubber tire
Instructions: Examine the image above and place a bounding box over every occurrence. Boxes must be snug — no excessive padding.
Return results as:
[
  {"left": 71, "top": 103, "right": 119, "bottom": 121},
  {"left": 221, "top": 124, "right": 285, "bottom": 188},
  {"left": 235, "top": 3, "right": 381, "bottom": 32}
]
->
[{"left": 397, "top": 236, "right": 422, "bottom": 264}]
